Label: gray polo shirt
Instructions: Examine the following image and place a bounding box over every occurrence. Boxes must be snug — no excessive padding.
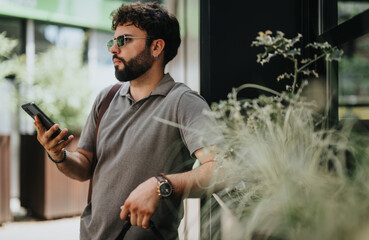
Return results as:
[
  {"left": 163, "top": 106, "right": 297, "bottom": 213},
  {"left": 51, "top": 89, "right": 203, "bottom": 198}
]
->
[{"left": 78, "top": 74, "right": 213, "bottom": 239}]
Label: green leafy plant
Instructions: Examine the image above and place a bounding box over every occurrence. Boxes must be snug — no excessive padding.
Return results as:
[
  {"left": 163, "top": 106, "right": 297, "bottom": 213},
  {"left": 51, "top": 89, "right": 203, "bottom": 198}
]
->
[
  {"left": 0, "top": 32, "right": 24, "bottom": 80},
  {"left": 0, "top": 32, "right": 26, "bottom": 107},
  {"left": 30, "top": 46, "right": 91, "bottom": 132},
  {"left": 251, "top": 30, "right": 342, "bottom": 92},
  {"left": 200, "top": 31, "right": 369, "bottom": 240},
  {"left": 0, "top": 31, "right": 90, "bottom": 133}
]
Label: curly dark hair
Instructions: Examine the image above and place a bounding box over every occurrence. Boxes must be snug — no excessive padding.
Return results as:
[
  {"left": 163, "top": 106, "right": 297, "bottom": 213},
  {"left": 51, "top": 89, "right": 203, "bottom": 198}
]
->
[{"left": 111, "top": 2, "right": 181, "bottom": 65}]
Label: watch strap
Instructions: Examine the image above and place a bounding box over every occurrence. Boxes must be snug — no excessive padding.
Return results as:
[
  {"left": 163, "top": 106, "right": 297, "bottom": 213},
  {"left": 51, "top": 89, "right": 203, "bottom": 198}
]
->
[{"left": 155, "top": 174, "right": 167, "bottom": 183}]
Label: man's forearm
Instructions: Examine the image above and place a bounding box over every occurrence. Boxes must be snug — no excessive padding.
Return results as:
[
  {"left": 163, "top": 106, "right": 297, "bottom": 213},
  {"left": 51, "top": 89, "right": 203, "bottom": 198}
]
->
[
  {"left": 167, "top": 160, "right": 221, "bottom": 199},
  {"left": 54, "top": 149, "right": 92, "bottom": 181}
]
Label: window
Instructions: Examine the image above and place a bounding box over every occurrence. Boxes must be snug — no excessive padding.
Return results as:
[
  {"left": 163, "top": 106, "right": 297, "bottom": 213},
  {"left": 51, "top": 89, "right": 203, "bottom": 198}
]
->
[
  {"left": 338, "top": 1, "right": 369, "bottom": 24},
  {"left": 34, "top": 22, "right": 87, "bottom": 56},
  {"left": 336, "top": 1, "right": 369, "bottom": 120},
  {"left": 0, "top": 18, "right": 24, "bottom": 54},
  {"left": 338, "top": 33, "right": 369, "bottom": 120},
  {"left": 317, "top": 0, "right": 369, "bottom": 123}
]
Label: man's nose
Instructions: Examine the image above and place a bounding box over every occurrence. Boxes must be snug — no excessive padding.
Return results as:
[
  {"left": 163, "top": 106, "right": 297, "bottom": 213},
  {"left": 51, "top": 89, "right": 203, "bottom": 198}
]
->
[{"left": 110, "top": 41, "right": 120, "bottom": 54}]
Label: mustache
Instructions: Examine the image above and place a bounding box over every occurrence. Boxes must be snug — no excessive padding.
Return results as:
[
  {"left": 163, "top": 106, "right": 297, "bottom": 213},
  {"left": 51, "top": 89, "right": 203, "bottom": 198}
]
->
[{"left": 113, "top": 55, "right": 125, "bottom": 62}]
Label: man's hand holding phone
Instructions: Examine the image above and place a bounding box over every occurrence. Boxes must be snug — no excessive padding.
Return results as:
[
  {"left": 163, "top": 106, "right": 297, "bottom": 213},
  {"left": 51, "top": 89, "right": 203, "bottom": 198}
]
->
[
  {"left": 22, "top": 102, "right": 92, "bottom": 179},
  {"left": 34, "top": 115, "right": 74, "bottom": 162}
]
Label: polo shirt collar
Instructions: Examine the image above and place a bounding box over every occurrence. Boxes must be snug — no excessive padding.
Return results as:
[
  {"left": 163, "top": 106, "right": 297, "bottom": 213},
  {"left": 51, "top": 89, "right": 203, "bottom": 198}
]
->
[
  {"left": 119, "top": 73, "right": 175, "bottom": 98},
  {"left": 151, "top": 73, "right": 175, "bottom": 96}
]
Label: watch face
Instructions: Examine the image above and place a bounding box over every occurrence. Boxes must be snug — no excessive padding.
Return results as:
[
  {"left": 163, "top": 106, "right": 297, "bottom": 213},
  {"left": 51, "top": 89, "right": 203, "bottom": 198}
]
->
[{"left": 159, "top": 182, "right": 173, "bottom": 197}]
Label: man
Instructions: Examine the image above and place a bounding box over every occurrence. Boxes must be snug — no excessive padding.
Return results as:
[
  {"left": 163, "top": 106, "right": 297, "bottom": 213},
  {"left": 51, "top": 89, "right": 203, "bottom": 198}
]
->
[{"left": 34, "top": 2, "right": 217, "bottom": 239}]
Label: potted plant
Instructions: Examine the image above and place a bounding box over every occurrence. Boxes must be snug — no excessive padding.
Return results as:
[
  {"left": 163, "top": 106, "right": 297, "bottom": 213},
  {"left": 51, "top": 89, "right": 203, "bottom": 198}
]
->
[{"left": 198, "top": 31, "right": 369, "bottom": 240}]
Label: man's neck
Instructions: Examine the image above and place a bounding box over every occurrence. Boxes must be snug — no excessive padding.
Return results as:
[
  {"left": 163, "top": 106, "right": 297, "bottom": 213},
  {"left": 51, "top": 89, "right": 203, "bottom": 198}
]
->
[{"left": 129, "top": 68, "right": 164, "bottom": 102}]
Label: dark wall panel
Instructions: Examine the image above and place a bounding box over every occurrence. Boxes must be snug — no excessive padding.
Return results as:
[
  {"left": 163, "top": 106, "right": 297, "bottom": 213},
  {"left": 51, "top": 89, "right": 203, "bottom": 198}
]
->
[{"left": 200, "top": 0, "right": 305, "bottom": 103}]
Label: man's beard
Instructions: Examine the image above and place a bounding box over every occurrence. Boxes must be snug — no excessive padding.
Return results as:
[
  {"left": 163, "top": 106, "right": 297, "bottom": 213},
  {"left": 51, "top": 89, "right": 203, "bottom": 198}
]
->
[{"left": 113, "top": 46, "right": 154, "bottom": 82}]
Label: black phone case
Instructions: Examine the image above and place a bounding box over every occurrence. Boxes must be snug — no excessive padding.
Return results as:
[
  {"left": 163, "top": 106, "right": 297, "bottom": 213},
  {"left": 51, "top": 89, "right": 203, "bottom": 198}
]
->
[{"left": 21, "top": 102, "right": 68, "bottom": 141}]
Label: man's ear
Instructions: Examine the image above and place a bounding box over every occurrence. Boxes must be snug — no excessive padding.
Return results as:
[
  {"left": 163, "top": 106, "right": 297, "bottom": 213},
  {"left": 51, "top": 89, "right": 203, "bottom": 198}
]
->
[{"left": 151, "top": 39, "right": 165, "bottom": 59}]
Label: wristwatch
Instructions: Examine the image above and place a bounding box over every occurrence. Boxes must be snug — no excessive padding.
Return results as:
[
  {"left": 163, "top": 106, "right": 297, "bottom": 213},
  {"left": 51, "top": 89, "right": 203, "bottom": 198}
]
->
[{"left": 155, "top": 174, "right": 173, "bottom": 198}]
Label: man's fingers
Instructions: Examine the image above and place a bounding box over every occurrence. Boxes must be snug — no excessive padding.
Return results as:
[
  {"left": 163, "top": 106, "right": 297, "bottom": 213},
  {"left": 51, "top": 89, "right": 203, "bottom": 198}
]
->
[
  {"left": 34, "top": 116, "right": 66, "bottom": 143},
  {"left": 45, "top": 124, "right": 60, "bottom": 140},
  {"left": 142, "top": 215, "right": 151, "bottom": 229},
  {"left": 53, "top": 128, "right": 71, "bottom": 144},
  {"left": 130, "top": 213, "right": 137, "bottom": 226},
  {"left": 34, "top": 116, "right": 72, "bottom": 162},
  {"left": 34, "top": 116, "right": 46, "bottom": 134},
  {"left": 50, "top": 135, "right": 74, "bottom": 154},
  {"left": 35, "top": 114, "right": 73, "bottom": 153},
  {"left": 120, "top": 205, "right": 129, "bottom": 221},
  {"left": 136, "top": 213, "right": 143, "bottom": 227}
]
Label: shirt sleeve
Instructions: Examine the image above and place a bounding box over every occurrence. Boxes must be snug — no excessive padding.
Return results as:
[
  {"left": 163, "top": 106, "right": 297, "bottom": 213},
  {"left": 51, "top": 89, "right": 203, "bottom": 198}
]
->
[{"left": 177, "top": 91, "right": 218, "bottom": 157}]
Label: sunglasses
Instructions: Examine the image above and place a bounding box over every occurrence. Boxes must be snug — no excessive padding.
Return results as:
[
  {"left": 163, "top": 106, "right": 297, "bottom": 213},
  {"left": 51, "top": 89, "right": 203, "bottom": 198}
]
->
[{"left": 107, "top": 35, "right": 149, "bottom": 50}]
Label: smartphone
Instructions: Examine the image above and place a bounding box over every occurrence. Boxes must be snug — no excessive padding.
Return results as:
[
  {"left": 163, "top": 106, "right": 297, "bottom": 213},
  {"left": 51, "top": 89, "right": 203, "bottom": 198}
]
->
[{"left": 21, "top": 102, "right": 68, "bottom": 141}]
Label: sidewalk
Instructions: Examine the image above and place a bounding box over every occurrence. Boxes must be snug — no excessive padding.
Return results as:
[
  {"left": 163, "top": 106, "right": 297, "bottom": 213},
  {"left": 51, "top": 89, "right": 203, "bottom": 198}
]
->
[{"left": 0, "top": 216, "right": 80, "bottom": 240}]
